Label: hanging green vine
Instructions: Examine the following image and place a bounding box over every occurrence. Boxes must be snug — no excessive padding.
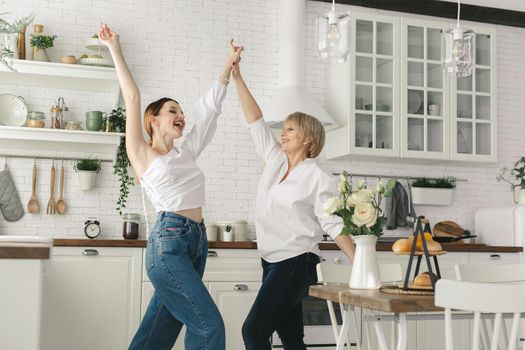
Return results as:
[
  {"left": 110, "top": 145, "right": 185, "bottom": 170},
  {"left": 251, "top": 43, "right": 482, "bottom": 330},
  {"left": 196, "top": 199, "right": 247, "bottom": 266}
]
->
[{"left": 108, "top": 107, "right": 134, "bottom": 215}]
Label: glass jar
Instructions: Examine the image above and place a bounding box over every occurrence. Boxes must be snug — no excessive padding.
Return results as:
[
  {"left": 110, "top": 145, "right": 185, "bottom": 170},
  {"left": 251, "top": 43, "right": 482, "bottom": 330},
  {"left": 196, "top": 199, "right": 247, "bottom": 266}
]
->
[
  {"left": 26, "top": 111, "right": 46, "bottom": 128},
  {"left": 122, "top": 213, "right": 140, "bottom": 239},
  {"left": 64, "top": 121, "right": 81, "bottom": 130}
]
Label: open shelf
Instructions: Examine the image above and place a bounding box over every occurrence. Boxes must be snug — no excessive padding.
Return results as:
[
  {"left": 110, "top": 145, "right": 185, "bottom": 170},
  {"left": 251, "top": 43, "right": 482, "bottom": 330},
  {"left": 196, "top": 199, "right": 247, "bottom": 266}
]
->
[
  {"left": 0, "top": 126, "right": 124, "bottom": 162},
  {"left": 0, "top": 59, "right": 119, "bottom": 95}
]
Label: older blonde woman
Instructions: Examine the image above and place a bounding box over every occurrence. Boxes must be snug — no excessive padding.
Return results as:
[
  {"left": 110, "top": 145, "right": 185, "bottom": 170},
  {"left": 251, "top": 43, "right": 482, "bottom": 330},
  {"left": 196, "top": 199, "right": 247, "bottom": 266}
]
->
[{"left": 231, "top": 50, "right": 355, "bottom": 349}]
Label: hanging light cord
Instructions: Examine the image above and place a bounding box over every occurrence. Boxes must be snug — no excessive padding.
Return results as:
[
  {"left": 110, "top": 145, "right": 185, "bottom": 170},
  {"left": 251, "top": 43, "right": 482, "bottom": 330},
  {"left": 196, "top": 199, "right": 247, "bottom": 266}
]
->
[
  {"left": 332, "top": 0, "right": 336, "bottom": 12},
  {"left": 456, "top": 0, "right": 461, "bottom": 28}
]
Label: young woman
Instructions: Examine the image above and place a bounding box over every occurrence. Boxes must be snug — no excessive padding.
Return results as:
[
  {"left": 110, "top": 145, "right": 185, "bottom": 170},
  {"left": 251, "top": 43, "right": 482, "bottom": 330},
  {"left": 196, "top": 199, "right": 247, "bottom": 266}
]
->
[
  {"left": 230, "top": 49, "right": 355, "bottom": 349},
  {"left": 99, "top": 24, "right": 241, "bottom": 350}
]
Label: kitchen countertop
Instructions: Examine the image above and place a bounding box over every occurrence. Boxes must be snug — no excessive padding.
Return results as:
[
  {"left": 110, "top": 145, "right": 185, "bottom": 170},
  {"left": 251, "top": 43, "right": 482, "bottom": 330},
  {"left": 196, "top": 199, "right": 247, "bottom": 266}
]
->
[
  {"left": 52, "top": 238, "right": 523, "bottom": 253},
  {"left": 0, "top": 243, "right": 51, "bottom": 259}
]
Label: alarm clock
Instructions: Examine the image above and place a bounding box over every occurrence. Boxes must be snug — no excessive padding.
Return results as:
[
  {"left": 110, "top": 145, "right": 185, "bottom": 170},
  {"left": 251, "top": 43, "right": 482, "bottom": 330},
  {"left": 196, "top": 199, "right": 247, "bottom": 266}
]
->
[{"left": 84, "top": 217, "right": 101, "bottom": 239}]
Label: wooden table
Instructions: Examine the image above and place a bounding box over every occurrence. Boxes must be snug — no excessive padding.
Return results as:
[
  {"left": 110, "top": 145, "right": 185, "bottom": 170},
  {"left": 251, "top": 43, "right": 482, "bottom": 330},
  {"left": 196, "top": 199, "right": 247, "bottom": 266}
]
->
[{"left": 309, "top": 284, "right": 442, "bottom": 350}]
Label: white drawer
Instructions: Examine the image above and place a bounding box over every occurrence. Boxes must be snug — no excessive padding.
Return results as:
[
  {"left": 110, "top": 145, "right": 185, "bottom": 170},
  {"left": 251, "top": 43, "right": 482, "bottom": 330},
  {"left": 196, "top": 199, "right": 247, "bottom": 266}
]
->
[
  {"left": 143, "top": 248, "right": 262, "bottom": 282},
  {"left": 469, "top": 252, "right": 520, "bottom": 264}
]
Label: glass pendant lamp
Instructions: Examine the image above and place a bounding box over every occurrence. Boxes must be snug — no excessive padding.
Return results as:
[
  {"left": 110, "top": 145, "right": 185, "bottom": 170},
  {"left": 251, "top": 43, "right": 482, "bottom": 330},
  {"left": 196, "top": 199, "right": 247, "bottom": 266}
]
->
[
  {"left": 441, "top": 0, "right": 474, "bottom": 77},
  {"left": 316, "top": 0, "right": 350, "bottom": 63}
]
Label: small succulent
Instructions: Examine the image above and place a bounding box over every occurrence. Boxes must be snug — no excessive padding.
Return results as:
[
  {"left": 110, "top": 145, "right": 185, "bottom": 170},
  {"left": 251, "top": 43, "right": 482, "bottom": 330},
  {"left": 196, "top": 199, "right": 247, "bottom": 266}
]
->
[{"left": 224, "top": 224, "right": 232, "bottom": 232}]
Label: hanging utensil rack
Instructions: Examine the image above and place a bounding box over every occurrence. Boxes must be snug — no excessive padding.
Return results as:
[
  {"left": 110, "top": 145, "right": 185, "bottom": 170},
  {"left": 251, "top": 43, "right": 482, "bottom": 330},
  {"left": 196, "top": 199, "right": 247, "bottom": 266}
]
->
[{"left": 332, "top": 172, "right": 467, "bottom": 183}]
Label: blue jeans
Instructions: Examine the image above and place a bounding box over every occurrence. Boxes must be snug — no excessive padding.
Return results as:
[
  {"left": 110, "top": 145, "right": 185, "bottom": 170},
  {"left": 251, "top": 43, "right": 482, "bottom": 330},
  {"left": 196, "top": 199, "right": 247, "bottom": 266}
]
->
[
  {"left": 129, "top": 212, "right": 225, "bottom": 350},
  {"left": 242, "top": 252, "right": 320, "bottom": 350}
]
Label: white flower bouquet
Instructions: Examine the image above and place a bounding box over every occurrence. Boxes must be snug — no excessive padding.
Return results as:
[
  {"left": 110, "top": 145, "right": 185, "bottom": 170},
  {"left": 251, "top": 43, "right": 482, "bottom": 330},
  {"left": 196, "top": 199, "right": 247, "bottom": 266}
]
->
[{"left": 324, "top": 172, "right": 394, "bottom": 237}]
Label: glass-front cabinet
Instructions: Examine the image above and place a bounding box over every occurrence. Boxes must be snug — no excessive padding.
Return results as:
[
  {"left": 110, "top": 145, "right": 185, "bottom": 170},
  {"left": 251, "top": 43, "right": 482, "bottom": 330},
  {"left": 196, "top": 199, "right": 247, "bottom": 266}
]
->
[
  {"left": 401, "top": 20, "right": 450, "bottom": 159},
  {"left": 450, "top": 27, "right": 496, "bottom": 162},
  {"left": 325, "top": 13, "right": 399, "bottom": 158},
  {"left": 325, "top": 13, "right": 496, "bottom": 162}
]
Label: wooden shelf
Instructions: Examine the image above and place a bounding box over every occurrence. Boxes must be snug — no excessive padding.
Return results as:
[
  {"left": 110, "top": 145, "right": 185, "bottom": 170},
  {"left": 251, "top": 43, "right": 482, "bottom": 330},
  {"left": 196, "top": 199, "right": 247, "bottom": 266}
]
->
[
  {"left": 0, "top": 126, "right": 124, "bottom": 162},
  {"left": 394, "top": 250, "right": 447, "bottom": 256},
  {"left": 0, "top": 59, "right": 119, "bottom": 95}
]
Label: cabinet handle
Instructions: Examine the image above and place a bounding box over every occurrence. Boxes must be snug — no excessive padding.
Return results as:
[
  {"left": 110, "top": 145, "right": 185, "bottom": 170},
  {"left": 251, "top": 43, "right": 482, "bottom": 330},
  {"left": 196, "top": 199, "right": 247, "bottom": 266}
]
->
[
  {"left": 489, "top": 254, "right": 501, "bottom": 260},
  {"left": 334, "top": 257, "right": 342, "bottom": 264},
  {"left": 208, "top": 251, "right": 218, "bottom": 257},
  {"left": 234, "top": 284, "right": 249, "bottom": 291},
  {"left": 82, "top": 249, "right": 99, "bottom": 256}
]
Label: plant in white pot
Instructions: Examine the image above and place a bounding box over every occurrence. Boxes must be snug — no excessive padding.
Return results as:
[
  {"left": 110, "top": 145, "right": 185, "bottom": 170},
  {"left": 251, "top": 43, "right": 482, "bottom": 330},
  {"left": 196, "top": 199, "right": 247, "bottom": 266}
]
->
[
  {"left": 324, "top": 173, "right": 393, "bottom": 289},
  {"left": 29, "top": 33, "right": 56, "bottom": 62},
  {"left": 497, "top": 156, "right": 525, "bottom": 204},
  {"left": 74, "top": 158, "right": 101, "bottom": 191},
  {"left": 410, "top": 177, "right": 456, "bottom": 206}
]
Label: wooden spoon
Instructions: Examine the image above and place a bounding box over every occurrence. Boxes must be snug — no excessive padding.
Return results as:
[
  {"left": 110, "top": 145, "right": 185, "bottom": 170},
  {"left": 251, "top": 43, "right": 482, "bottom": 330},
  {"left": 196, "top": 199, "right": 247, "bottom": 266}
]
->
[
  {"left": 27, "top": 162, "right": 40, "bottom": 214},
  {"left": 56, "top": 164, "right": 66, "bottom": 215}
]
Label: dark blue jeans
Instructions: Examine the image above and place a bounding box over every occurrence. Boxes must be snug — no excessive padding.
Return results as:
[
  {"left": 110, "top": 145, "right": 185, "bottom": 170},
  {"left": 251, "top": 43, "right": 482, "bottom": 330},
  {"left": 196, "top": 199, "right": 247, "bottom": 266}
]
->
[
  {"left": 242, "top": 252, "right": 320, "bottom": 350},
  {"left": 129, "top": 212, "right": 225, "bottom": 350}
]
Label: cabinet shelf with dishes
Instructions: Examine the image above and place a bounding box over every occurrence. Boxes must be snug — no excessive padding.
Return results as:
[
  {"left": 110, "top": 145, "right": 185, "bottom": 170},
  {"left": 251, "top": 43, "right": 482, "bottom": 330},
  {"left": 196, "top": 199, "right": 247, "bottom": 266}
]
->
[
  {"left": 325, "top": 13, "right": 497, "bottom": 163},
  {"left": 0, "top": 126, "right": 124, "bottom": 161},
  {"left": 0, "top": 58, "right": 123, "bottom": 162},
  {"left": 0, "top": 59, "right": 119, "bottom": 95}
]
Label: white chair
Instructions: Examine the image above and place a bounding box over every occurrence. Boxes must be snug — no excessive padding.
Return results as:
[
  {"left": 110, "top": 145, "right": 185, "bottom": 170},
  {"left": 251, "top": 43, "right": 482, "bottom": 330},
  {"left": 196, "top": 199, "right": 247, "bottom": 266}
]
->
[
  {"left": 455, "top": 263, "right": 525, "bottom": 349},
  {"left": 435, "top": 279, "right": 525, "bottom": 350},
  {"left": 316, "top": 262, "right": 402, "bottom": 350}
]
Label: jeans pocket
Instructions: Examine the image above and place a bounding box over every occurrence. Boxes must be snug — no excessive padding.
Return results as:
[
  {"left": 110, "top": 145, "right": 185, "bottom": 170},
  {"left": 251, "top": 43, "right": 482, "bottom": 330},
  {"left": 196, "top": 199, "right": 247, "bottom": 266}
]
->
[
  {"left": 159, "top": 222, "right": 191, "bottom": 240},
  {"left": 145, "top": 236, "right": 155, "bottom": 273}
]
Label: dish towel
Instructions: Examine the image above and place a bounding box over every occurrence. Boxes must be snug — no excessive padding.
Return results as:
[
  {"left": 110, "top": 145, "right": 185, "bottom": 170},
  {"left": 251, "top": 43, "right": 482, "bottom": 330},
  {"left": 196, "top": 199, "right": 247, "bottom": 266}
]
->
[
  {"left": 385, "top": 181, "right": 415, "bottom": 230},
  {"left": 0, "top": 165, "right": 25, "bottom": 221}
]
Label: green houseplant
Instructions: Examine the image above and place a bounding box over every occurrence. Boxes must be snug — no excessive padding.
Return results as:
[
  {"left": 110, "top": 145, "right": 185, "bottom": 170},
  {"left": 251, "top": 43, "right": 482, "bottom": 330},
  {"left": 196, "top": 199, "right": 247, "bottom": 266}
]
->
[
  {"left": 411, "top": 176, "right": 456, "bottom": 205},
  {"left": 108, "top": 107, "right": 134, "bottom": 215},
  {"left": 0, "top": 11, "right": 34, "bottom": 70},
  {"left": 74, "top": 158, "right": 101, "bottom": 191},
  {"left": 497, "top": 156, "right": 525, "bottom": 204},
  {"left": 29, "top": 33, "right": 56, "bottom": 62}
]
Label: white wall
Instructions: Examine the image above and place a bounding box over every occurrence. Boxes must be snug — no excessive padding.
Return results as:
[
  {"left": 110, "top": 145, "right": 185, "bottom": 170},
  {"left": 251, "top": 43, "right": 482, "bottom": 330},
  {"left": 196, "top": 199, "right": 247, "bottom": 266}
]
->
[{"left": 0, "top": 0, "right": 524, "bottom": 241}]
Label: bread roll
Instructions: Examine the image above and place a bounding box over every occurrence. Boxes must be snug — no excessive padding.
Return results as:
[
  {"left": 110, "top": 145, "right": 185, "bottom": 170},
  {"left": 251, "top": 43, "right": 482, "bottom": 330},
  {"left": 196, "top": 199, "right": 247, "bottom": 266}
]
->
[
  {"left": 414, "top": 272, "right": 432, "bottom": 286},
  {"left": 392, "top": 238, "right": 411, "bottom": 253},
  {"left": 426, "top": 240, "right": 442, "bottom": 252}
]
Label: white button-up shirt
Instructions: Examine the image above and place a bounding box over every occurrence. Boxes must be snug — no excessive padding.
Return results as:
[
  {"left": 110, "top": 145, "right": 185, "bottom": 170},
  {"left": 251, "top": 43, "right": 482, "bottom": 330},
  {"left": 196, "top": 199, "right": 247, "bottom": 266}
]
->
[{"left": 248, "top": 118, "right": 344, "bottom": 262}]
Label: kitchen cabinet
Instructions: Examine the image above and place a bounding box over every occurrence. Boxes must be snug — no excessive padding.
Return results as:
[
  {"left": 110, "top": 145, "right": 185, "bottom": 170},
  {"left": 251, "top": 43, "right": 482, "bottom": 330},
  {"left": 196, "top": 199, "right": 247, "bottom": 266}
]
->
[
  {"left": 141, "top": 248, "right": 262, "bottom": 350},
  {"left": 41, "top": 246, "right": 142, "bottom": 350},
  {"left": 325, "top": 12, "right": 497, "bottom": 163},
  {"left": 0, "top": 59, "right": 123, "bottom": 161}
]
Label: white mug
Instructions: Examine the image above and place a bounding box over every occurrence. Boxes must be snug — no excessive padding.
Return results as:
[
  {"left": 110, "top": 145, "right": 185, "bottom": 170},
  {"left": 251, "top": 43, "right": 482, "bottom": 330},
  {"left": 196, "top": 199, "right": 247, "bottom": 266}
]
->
[
  {"left": 223, "top": 230, "right": 234, "bottom": 242},
  {"left": 428, "top": 104, "right": 440, "bottom": 116}
]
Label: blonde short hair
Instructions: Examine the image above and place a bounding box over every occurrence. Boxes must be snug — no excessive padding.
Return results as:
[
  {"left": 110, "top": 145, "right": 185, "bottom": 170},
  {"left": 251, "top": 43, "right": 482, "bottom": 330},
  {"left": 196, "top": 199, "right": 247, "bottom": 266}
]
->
[{"left": 285, "top": 112, "right": 325, "bottom": 158}]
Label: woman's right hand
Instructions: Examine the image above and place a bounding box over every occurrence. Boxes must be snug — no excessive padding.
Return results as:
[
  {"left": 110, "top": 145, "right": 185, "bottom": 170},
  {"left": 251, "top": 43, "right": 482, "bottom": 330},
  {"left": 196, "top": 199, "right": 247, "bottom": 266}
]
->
[{"left": 98, "top": 24, "right": 120, "bottom": 50}]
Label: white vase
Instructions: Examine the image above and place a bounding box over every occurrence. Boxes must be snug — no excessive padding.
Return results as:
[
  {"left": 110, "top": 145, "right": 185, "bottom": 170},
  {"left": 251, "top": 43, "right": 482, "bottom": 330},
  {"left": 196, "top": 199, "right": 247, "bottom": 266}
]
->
[
  {"left": 77, "top": 171, "right": 97, "bottom": 191},
  {"left": 33, "top": 48, "right": 49, "bottom": 62},
  {"left": 513, "top": 188, "right": 525, "bottom": 205},
  {"left": 349, "top": 235, "right": 381, "bottom": 289}
]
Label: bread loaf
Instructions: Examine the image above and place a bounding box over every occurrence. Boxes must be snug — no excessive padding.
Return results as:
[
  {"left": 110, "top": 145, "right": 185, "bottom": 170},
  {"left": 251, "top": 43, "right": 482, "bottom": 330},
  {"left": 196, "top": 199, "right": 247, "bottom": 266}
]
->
[
  {"left": 414, "top": 272, "right": 434, "bottom": 286},
  {"left": 392, "top": 238, "right": 411, "bottom": 253},
  {"left": 426, "top": 240, "right": 442, "bottom": 252}
]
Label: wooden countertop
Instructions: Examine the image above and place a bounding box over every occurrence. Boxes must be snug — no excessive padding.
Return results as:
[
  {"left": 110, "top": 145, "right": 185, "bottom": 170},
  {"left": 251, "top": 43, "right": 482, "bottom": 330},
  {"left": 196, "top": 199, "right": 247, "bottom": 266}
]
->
[
  {"left": 0, "top": 243, "right": 51, "bottom": 259},
  {"left": 51, "top": 238, "right": 523, "bottom": 253}
]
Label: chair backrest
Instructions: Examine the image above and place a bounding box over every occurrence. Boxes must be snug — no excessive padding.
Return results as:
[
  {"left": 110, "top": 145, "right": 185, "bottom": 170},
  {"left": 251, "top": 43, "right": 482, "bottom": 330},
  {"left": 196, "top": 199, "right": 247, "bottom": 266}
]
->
[
  {"left": 316, "top": 262, "right": 402, "bottom": 284},
  {"left": 435, "top": 279, "right": 525, "bottom": 350},
  {"left": 455, "top": 263, "right": 525, "bottom": 283}
]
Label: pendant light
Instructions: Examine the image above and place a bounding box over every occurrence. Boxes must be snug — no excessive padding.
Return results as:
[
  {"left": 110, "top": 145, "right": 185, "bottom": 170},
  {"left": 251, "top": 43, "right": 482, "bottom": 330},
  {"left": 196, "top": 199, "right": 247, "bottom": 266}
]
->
[
  {"left": 441, "top": 0, "right": 474, "bottom": 77},
  {"left": 316, "top": 0, "right": 350, "bottom": 64}
]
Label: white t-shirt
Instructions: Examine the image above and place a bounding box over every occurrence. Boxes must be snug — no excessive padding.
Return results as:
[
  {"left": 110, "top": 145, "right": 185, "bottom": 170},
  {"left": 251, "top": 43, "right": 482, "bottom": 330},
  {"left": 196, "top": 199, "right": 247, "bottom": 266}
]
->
[
  {"left": 248, "top": 118, "right": 344, "bottom": 262},
  {"left": 140, "top": 80, "right": 227, "bottom": 212}
]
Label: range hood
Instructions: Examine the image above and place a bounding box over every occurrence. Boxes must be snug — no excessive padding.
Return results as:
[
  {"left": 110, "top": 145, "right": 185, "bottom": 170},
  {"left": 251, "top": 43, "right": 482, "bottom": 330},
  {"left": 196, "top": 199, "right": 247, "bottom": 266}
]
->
[{"left": 265, "top": 0, "right": 338, "bottom": 129}]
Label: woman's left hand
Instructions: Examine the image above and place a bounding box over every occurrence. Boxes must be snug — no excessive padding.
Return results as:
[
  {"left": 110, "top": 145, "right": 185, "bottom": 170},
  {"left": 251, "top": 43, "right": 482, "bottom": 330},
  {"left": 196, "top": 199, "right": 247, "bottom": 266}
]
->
[{"left": 228, "top": 39, "right": 243, "bottom": 68}]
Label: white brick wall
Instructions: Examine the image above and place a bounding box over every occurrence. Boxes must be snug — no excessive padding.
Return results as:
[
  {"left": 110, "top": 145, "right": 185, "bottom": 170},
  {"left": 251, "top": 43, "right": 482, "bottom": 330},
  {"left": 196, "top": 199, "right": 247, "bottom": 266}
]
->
[{"left": 1, "top": 0, "right": 524, "bottom": 241}]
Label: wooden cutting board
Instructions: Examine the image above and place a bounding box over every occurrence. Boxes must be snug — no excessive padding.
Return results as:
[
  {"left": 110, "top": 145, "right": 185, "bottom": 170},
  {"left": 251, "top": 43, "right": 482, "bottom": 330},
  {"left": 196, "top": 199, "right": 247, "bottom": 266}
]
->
[{"left": 433, "top": 221, "right": 465, "bottom": 237}]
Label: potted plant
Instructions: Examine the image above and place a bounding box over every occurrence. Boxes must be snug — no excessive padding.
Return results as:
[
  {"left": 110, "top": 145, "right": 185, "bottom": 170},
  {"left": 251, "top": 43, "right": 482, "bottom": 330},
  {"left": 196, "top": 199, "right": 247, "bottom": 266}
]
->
[
  {"left": 410, "top": 177, "right": 456, "bottom": 206},
  {"left": 29, "top": 33, "right": 56, "bottom": 62},
  {"left": 497, "top": 156, "right": 525, "bottom": 204},
  {"left": 107, "top": 107, "right": 135, "bottom": 214},
  {"left": 0, "top": 12, "right": 34, "bottom": 70},
  {"left": 74, "top": 158, "right": 101, "bottom": 191}
]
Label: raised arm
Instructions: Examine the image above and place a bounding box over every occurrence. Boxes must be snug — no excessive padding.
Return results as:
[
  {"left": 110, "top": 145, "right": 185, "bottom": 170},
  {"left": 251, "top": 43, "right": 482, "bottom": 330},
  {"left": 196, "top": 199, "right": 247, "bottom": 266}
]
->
[
  {"left": 231, "top": 50, "right": 262, "bottom": 124},
  {"left": 99, "top": 24, "right": 148, "bottom": 172}
]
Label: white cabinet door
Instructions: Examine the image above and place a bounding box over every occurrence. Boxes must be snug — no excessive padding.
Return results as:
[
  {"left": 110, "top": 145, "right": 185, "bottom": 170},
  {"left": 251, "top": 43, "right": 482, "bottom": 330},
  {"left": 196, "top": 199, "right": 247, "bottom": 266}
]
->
[
  {"left": 208, "top": 282, "right": 261, "bottom": 350},
  {"left": 41, "top": 247, "right": 142, "bottom": 350},
  {"left": 400, "top": 19, "right": 450, "bottom": 160},
  {"left": 450, "top": 26, "right": 497, "bottom": 162},
  {"left": 141, "top": 282, "right": 184, "bottom": 350}
]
